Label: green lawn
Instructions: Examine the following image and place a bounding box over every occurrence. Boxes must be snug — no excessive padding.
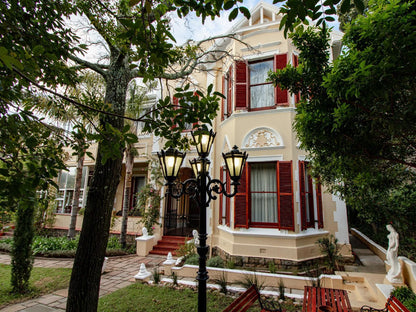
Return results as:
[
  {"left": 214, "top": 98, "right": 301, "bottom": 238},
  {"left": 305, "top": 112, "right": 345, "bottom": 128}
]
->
[
  {"left": 98, "top": 283, "right": 299, "bottom": 312},
  {"left": 0, "top": 263, "right": 72, "bottom": 308}
]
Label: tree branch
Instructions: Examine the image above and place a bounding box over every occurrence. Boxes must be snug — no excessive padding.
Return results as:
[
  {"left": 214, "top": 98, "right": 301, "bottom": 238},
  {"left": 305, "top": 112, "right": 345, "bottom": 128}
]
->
[{"left": 68, "top": 55, "right": 108, "bottom": 77}]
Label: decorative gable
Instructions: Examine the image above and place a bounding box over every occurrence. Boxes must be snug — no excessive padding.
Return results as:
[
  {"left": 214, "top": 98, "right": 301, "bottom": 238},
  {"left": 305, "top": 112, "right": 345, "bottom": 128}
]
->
[{"left": 242, "top": 127, "right": 284, "bottom": 149}]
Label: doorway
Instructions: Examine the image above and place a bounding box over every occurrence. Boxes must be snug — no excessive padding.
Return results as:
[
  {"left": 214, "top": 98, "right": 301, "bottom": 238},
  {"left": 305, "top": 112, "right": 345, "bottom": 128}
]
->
[{"left": 163, "top": 168, "right": 200, "bottom": 237}]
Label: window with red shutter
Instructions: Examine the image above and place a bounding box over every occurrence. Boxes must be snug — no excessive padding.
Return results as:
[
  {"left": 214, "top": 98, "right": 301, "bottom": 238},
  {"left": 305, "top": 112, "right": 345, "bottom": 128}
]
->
[
  {"left": 299, "top": 160, "right": 324, "bottom": 230},
  {"left": 234, "top": 161, "right": 294, "bottom": 229},
  {"left": 274, "top": 53, "right": 289, "bottom": 106},
  {"left": 233, "top": 54, "right": 290, "bottom": 111}
]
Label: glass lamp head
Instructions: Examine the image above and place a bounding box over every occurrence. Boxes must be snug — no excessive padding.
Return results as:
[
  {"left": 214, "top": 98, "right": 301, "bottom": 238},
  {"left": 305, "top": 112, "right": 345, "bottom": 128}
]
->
[{"left": 157, "top": 147, "right": 186, "bottom": 183}]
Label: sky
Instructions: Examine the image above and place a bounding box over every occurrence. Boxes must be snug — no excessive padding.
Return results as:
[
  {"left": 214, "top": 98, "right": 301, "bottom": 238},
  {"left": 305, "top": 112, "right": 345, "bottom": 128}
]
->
[{"left": 170, "top": 0, "right": 277, "bottom": 45}]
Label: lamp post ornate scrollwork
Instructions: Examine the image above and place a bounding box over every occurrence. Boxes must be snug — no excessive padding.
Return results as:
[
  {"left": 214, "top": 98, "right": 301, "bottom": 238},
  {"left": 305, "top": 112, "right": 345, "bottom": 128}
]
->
[{"left": 157, "top": 130, "right": 247, "bottom": 312}]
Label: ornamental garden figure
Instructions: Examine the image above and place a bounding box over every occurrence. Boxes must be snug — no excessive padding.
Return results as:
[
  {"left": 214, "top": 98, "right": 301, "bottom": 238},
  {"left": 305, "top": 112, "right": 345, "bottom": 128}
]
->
[{"left": 385, "top": 224, "right": 402, "bottom": 283}]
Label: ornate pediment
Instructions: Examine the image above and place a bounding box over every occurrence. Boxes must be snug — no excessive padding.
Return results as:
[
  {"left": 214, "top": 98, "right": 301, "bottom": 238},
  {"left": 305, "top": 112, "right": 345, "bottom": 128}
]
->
[{"left": 242, "top": 127, "right": 283, "bottom": 149}]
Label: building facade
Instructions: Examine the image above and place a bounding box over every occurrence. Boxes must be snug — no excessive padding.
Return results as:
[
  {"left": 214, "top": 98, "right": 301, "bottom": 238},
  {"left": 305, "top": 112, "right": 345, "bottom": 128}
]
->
[{"left": 54, "top": 1, "right": 350, "bottom": 263}]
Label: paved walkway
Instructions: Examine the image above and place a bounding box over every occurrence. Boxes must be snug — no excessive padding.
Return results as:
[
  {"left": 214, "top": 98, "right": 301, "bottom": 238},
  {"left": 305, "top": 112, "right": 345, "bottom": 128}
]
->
[{"left": 0, "top": 253, "right": 166, "bottom": 312}]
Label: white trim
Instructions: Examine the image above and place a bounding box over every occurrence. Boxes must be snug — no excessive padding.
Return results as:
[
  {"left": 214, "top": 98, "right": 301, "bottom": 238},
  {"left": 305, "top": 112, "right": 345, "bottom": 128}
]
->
[
  {"left": 218, "top": 225, "right": 328, "bottom": 239},
  {"left": 246, "top": 155, "right": 284, "bottom": 162},
  {"left": 244, "top": 50, "right": 278, "bottom": 61}
]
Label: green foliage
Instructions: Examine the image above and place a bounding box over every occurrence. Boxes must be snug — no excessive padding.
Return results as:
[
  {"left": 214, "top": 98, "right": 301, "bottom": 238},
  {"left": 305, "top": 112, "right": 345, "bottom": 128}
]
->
[
  {"left": 207, "top": 256, "right": 224, "bottom": 268},
  {"left": 0, "top": 264, "right": 72, "bottom": 308},
  {"left": 238, "top": 273, "right": 264, "bottom": 291},
  {"left": 392, "top": 286, "right": 416, "bottom": 312},
  {"left": 268, "top": 261, "right": 277, "bottom": 274},
  {"left": 2, "top": 235, "right": 125, "bottom": 256},
  {"left": 316, "top": 235, "right": 342, "bottom": 273},
  {"left": 97, "top": 282, "right": 236, "bottom": 312},
  {"left": 170, "top": 272, "right": 178, "bottom": 286},
  {"left": 143, "top": 84, "right": 222, "bottom": 150},
  {"left": 152, "top": 268, "right": 161, "bottom": 284},
  {"left": 33, "top": 189, "right": 56, "bottom": 234},
  {"left": 269, "top": 0, "right": 416, "bottom": 259},
  {"left": 176, "top": 240, "right": 197, "bottom": 261},
  {"left": 184, "top": 254, "right": 199, "bottom": 265},
  {"left": 278, "top": 279, "right": 285, "bottom": 300},
  {"left": 273, "top": 0, "right": 364, "bottom": 36},
  {"left": 136, "top": 185, "right": 161, "bottom": 235},
  {"left": 32, "top": 236, "right": 79, "bottom": 254},
  {"left": 226, "top": 260, "right": 236, "bottom": 269},
  {"left": 213, "top": 271, "right": 228, "bottom": 295}
]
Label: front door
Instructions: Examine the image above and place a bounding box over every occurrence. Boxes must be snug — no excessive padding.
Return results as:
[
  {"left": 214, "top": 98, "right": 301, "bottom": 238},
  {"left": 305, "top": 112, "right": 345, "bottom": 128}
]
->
[{"left": 163, "top": 168, "right": 200, "bottom": 237}]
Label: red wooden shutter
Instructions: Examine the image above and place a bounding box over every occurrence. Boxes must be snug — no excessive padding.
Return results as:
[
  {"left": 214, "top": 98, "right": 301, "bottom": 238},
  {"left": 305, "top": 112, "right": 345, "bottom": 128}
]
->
[
  {"left": 227, "top": 66, "right": 233, "bottom": 115},
  {"left": 235, "top": 61, "right": 248, "bottom": 110},
  {"left": 293, "top": 54, "right": 301, "bottom": 104},
  {"left": 278, "top": 161, "right": 294, "bottom": 230},
  {"left": 234, "top": 165, "right": 248, "bottom": 228},
  {"left": 219, "top": 167, "right": 231, "bottom": 226},
  {"left": 316, "top": 182, "right": 324, "bottom": 228},
  {"left": 274, "top": 53, "right": 289, "bottom": 106},
  {"left": 299, "top": 161, "right": 307, "bottom": 230},
  {"left": 299, "top": 161, "right": 316, "bottom": 229}
]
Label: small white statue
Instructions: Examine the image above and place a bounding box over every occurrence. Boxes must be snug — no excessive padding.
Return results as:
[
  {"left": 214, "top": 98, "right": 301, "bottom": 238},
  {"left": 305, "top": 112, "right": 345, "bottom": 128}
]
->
[
  {"left": 192, "top": 229, "right": 200, "bottom": 247},
  {"left": 142, "top": 227, "right": 148, "bottom": 237},
  {"left": 134, "top": 263, "right": 151, "bottom": 280},
  {"left": 385, "top": 224, "right": 402, "bottom": 283}
]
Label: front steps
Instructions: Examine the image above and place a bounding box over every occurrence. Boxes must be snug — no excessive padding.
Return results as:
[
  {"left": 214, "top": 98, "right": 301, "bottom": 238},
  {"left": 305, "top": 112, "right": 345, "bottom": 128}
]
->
[
  {"left": 149, "top": 236, "right": 188, "bottom": 256},
  {"left": 338, "top": 272, "right": 387, "bottom": 310}
]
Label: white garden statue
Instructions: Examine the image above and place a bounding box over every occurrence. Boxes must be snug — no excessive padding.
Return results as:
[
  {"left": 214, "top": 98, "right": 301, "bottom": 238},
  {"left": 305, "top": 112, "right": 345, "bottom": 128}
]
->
[
  {"left": 192, "top": 229, "right": 200, "bottom": 247},
  {"left": 142, "top": 227, "right": 148, "bottom": 237},
  {"left": 385, "top": 224, "right": 402, "bottom": 283}
]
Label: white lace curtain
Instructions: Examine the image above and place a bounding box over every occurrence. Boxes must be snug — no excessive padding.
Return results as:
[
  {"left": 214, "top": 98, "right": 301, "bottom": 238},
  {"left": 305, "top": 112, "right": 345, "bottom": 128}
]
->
[{"left": 250, "top": 163, "right": 277, "bottom": 223}]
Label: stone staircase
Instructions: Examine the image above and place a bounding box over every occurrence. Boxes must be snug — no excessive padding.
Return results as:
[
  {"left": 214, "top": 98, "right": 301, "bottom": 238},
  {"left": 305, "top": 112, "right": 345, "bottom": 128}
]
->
[
  {"left": 149, "top": 236, "right": 187, "bottom": 256},
  {"left": 338, "top": 272, "right": 387, "bottom": 310}
]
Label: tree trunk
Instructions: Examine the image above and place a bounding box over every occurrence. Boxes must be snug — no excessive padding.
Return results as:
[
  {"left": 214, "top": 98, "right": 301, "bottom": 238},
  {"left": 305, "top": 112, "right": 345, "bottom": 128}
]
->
[
  {"left": 66, "top": 52, "right": 130, "bottom": 312},
  {"left": 67, "top": 152, "right": 85, "bottom": 239},
  {"left": 11, "top": 194, "right": 35, "bottom": 293},
  {"left": 120, "top": 147, "right": 134, "bottom": 248}
]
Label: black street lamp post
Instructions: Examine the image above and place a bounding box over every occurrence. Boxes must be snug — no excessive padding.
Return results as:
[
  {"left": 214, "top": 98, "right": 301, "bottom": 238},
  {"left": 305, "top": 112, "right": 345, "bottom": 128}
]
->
[{"left": 157, "top": 129, "right": 247, "bottom": 312}]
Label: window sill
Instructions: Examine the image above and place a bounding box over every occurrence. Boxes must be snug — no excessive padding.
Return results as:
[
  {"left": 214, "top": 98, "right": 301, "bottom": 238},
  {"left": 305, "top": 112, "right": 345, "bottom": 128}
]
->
[{"left": 218, "top": 225, "right": 328, "bottom": 239}]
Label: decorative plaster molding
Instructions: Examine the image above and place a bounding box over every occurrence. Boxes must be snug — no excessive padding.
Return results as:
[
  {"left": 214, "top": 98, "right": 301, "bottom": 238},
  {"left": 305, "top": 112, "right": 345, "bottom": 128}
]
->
[{"left": 243, "top": 127, "right": 283, "bottom": 149}]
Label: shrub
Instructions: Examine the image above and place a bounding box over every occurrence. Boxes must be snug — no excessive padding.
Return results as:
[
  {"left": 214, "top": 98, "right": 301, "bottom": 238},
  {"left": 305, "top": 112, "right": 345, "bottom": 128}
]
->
[
  {"left": 226, "top": 260, "right": 235, "bottom": 269},
  {"left": 316, "top": 235, "right": 342, "bottom": 273},
  {"left": 152, "top": 268, "right": 161, "bottom": 284},
  {"left": 278, "top": 279, "right": 285, "bottom": 300},
  {"left": 207, "top": 256, "right": 224, "bottom": 268},
  {"left": 238, "top": 273, "right": 264, "bottom": 291},
  {"left": 213, "top": 271, "right": 228, "bottom": 294},
  {"left": 176, "top": 240, "right": 196, "bottom": 261},
  {"left": 269, "top": 261, "right": 277, "bottom": 274},
  {"left": 392, "top": 286, "right": 416, "bottom": 312},
  {"left": 185, "top": 254, "right": 199, "bottom": 265}
]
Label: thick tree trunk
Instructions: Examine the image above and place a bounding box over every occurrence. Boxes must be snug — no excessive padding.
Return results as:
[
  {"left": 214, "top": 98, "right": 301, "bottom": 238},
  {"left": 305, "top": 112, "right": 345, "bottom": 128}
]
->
[
  {"left": 11, "top": 194, "right": 35, "bottom": 293},
  {"left": 120, "top": 148, "right": 134, "bottom": 248},
  {"left": 67, "top": 153, "right": 85, "bottom": 239},
  {"left": 66, "top": 52, "right": 130, "bottom": 312}
]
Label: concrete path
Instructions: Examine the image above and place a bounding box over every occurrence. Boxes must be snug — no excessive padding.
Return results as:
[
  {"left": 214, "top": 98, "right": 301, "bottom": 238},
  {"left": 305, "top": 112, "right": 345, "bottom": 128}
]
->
[{"left": 0, "top": 253, "right": 166, "bottom": 312}]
